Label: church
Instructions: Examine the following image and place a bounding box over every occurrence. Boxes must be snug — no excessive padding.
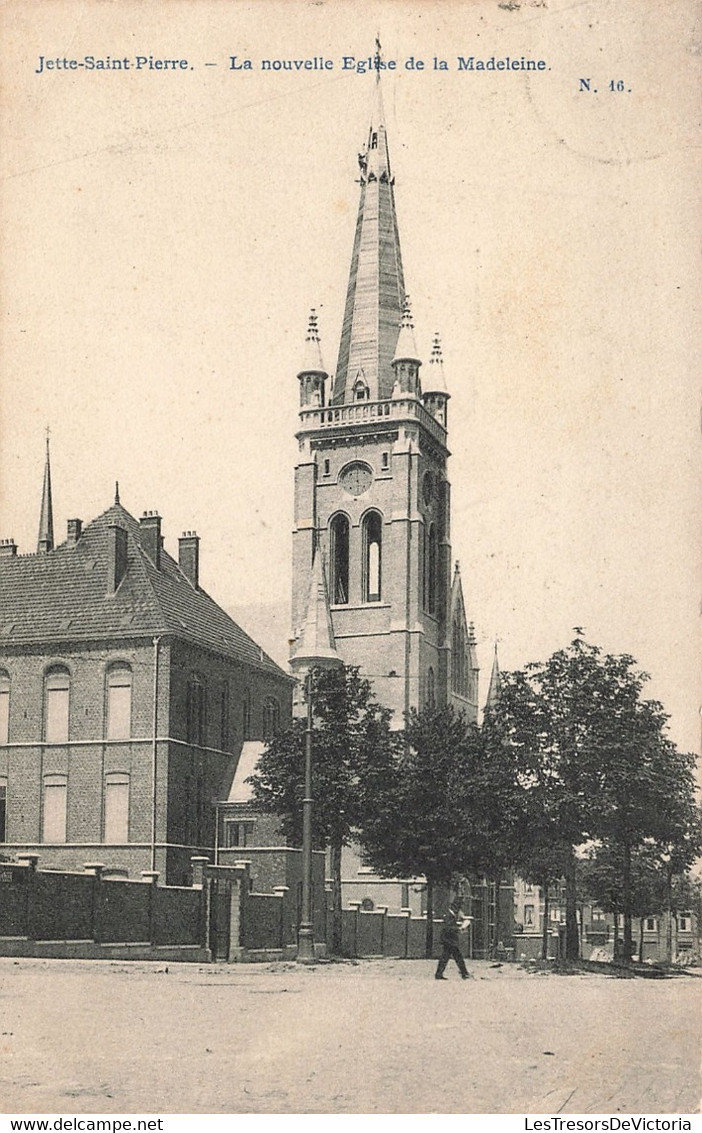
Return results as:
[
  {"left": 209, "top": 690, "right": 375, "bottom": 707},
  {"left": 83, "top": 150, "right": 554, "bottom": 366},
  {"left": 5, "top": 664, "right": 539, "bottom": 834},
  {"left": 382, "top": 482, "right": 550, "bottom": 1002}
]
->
[{"left": 290, "top": 76, "right": 479, "bottom": 723}]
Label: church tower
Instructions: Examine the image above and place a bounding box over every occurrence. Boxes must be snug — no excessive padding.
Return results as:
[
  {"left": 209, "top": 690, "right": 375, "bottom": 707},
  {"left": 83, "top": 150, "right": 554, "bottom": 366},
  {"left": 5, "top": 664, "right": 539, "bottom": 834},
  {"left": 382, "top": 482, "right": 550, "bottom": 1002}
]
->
[{"left": 291, "top": 76, "right": 476, "bottom": 723}]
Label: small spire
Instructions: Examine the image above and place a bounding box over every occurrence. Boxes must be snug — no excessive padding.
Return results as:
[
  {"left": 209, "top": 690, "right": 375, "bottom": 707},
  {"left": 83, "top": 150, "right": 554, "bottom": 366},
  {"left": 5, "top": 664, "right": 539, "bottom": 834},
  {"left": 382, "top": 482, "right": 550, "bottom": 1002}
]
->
[
  {"left": 37, "top": 429, "right": 54, "bottom": 554},
  {"left": 298, "top": 308, "right": 327, "bottom": 377},
  {"left": 392, "top": 295, "right": 421, "bottom": 365},
  {"left": 486, "top": 643, "right": 501, "bottom": 711},
  {"left": 114, "top": 481, "right": 121, "bottom": 505},
  {"left": 423, "top": 332, "right": 449, "bottom": 395},
  {"left": 290, "top": 543, "right": 340, "bottom": 671}
]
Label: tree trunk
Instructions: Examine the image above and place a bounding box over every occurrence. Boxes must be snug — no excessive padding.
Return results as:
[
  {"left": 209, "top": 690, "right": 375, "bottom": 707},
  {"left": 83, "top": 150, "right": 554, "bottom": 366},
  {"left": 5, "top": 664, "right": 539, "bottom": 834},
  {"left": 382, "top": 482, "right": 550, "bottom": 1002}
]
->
[
  {"left": 541, "top": 879, "right": 550, "bottom": 961},
  {"left": 565, "top": 850, "right": 580, "bottom": 959},
  {"left": 622, "top": 841, "right": 633, "bottom": 964},
  {"left": 329, "top": 837, "right": 343, "bottom": 955},
  {"left": 425, "top": 877, "right": 434, "bottom": 959}
]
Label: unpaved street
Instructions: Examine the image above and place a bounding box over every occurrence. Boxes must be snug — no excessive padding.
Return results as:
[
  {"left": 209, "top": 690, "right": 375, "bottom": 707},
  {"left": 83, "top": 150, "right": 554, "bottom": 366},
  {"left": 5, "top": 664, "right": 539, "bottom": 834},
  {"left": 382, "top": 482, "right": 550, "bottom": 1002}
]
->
[{"left": 0, "top": 957, "right": 699, "bottom": 1114}]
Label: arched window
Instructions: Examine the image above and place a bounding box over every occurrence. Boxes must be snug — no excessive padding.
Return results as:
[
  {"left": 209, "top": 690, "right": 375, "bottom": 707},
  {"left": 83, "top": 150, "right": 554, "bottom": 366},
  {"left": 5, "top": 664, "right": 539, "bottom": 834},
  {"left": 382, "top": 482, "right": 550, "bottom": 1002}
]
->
[
  {"left": 362, "top": 511, "right": 382, "bottom": 603},
  {"left": 330, "top": 513, "right": 350, "bottom": 605},
  {"left": 45, "top": 666, "right": 70, "bottom": 743},
  {"left": 427, "top": 525, "right": 437, "bottom": 616},
  {"left": 353, "top": 378, "right": 369, "bottom": 402},
  {"left": 186, "top": 677, "right": 206, "bottom": 746},
  {"left": 0, "top": 670, "right": 9, "bottom": 746},
  {"left": 104, "top": 773, "right": 130, "bottom": 843},
  {"left": 42, "top": 774, "right": 67, "bottom": 842},
  {"left": 106, "top": 663, "right": 132, "bottom": 740},
  {"left": 452, "top": 619, "right": 467, "bottom": 697},
  {"left": 427, "top": 667, "right": 436, "bottom": 709},
  {"left": 263, "top": 697, "right": 280, "bottom": 740}
]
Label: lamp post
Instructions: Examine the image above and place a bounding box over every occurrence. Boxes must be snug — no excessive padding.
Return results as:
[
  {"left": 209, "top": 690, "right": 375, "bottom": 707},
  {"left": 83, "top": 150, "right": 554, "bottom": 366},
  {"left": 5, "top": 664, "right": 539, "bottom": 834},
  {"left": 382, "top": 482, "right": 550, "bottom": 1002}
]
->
[{"left": 289, "top": 548, "right": 342, "bottom": 964}]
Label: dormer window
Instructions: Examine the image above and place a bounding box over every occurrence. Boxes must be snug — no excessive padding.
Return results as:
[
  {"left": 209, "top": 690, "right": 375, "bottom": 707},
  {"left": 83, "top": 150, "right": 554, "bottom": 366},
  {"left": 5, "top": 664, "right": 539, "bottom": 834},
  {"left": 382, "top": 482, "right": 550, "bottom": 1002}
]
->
[{"left": 353, "top": 377, "right": 369, "bottom": 402}]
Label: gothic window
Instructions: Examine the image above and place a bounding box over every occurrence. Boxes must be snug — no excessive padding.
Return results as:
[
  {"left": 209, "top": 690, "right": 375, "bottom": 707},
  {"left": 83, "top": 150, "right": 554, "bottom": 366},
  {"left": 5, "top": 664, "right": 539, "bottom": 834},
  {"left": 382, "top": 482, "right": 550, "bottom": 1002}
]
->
[
  {"left": 427, "top": 525, "right": 437, "bottom": 615},
  {"left": 45, "top": 666, "right": 70, "bottom": 743},
  {"left": 263, "top": 697, "right": 280, "bottom": 739},
  {"left": 42, "top": 774, "right": 67, "bottom": 843},
  {"left": 362, "top": 511, "right": 382, "bottom": 603},
  {"left": 186, "top": 677, "right": 206, "bottom": 746},
  {"left": 353, "top": 377, "right": 369, "bottom": 401},
  {"left": 330, "top": 513, "right": 350, "bottom": 605},
  {"left": 104, "top": 773, "right": 130, "bottom": 843},
  {"left": 0, "top": 670, "right": 9, "bottom": 745},
  {"left": 106, "top": 663, "right": 132, "bottom": 740},
  {"left": 427, "top": 666, "right": 436, "bottom": 709},
  {"left": 452, "top": 619, "right": 468, "bottom": 698}
]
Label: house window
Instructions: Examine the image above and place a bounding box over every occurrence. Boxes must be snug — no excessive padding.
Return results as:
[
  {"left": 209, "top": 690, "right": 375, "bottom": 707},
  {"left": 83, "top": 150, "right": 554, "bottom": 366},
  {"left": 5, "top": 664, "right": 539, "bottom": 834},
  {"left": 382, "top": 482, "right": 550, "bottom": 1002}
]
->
[
  {"left": 45, "top": 667, "right": 70, "bottom": 743},
  {"left": 426, "top": 667, "right": 435, "bottom": 709},
  {"left": 323, "top": 458, "right": 331, "bottom": 476},
  {"left": 362, "top": 511, "right": 382, "bottom": 603},
  {"left": 0, "top": 671, "right": 9, "bottom": 744},
  {"left": 524, "top": 905, "right": 535, "bottom": 927},
  {"left": 243, "top": 690, "right": 252, "bottom": 741},
  {"left": 679, "top": 916, "right": 690, "bottom": 932},
  {"left": 43, "top": 775, "right": 67, "bottom": 843},
  {"left": 225, "top": 820, "right": 254, "bottom": 848},
  {"left": 186, "top": 678, "right": 206, "bottom": 746},
  {"left": 646, "top": 918, "right": 656, "bottom": 931},
  {"left": 263, "top": 697, "right": 280, "bottom": 739},
  {"left": 220, "top": 682, "right": 230, "bottom": 751},
  {"left": 104, "top": 773, "right": 129, "bottom": 843},
  {"left": 106, "top": 664, "right": 132, "bottom": 740},
  {"left": 0, "top": 778, "right": 6, "bottom": 842},
  {"left": 381, "top": 451, "right": 389, "bottom": 470},
  {"left": 330, "top": 513, "right": 350, "bottom": 605}
]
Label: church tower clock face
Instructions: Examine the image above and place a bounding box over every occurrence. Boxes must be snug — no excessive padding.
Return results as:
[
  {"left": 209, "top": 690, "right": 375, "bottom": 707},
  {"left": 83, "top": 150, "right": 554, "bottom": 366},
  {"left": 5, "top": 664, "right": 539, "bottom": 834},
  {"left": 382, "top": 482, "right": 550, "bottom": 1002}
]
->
[{"left": 340, "top": 461, "right": 373, "bottom": 497}]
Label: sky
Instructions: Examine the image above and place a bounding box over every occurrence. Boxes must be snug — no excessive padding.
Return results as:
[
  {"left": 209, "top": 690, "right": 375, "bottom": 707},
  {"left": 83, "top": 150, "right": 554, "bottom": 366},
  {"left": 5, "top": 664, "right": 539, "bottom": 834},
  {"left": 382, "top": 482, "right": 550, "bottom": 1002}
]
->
[{"left": 1, "top": 0, "right": 699, "bottom": 753}]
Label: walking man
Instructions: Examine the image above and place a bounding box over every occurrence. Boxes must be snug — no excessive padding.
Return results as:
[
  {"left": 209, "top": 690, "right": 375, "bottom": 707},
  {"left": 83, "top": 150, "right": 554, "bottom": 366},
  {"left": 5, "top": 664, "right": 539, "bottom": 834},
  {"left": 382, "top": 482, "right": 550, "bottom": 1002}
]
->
[{"left": 435, "top": 896, "right": 471, "bottom": 980}]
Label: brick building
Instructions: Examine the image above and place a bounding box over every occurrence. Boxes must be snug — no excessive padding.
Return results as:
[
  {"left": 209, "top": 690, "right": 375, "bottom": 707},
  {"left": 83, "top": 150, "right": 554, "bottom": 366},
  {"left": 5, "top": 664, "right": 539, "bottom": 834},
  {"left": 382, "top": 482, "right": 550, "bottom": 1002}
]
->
[{"left": 0, "top": 453, "right": 291, "bottom": 885}]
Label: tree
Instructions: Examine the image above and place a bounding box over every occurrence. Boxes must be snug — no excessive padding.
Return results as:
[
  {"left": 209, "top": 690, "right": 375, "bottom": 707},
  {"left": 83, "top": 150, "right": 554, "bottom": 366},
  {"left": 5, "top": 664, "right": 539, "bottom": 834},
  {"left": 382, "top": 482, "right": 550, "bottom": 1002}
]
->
[
  {"left": 359, "top": 704, "right": 508, "bottom": 957},
  {"left": 489, "top": 633, "right": 699, "bottom": 961},
  {"left": 246, "top": 665, "right": 396, "bottom": 954}
]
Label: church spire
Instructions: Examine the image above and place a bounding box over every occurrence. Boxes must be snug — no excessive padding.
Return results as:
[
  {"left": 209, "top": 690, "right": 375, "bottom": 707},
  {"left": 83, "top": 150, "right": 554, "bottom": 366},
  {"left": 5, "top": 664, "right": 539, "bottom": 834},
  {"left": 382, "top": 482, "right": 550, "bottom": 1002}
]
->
[
  {"left": 486, "top": 643, "right": 501, "bottom": 711},
  {"left": 332, "top": 63, "right": 405, "bottom": 405},
  {"left": 37, "top": 429, "right": 54, "bottom": 554},
  {"left": 290, "top": 543, "right": 340, "bottom": 673}
]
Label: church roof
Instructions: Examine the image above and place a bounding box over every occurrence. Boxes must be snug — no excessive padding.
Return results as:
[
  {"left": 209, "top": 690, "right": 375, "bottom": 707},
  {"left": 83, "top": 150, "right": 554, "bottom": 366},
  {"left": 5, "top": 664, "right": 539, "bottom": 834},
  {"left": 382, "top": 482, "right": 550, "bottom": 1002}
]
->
[
  {"left": 332, "top": 76, "right": 406, "bottom": 405},
  {"left": 0, "top": 501, "right": 287, "bottom": 677}
]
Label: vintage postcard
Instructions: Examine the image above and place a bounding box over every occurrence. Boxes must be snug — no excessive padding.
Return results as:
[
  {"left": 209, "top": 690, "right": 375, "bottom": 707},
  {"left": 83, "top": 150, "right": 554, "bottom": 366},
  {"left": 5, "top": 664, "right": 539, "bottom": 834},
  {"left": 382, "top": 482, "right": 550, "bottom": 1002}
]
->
[{"left": 0, "top": 0, "right": 699, "bottom": 1119}]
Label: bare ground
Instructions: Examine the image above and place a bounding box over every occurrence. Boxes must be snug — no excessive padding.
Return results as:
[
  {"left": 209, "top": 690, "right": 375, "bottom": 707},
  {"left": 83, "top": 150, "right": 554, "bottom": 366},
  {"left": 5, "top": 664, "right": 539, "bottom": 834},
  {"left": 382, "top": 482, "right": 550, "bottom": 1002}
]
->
[{"left": 0, "top": 956, "right": 699, "bottom": 1114}]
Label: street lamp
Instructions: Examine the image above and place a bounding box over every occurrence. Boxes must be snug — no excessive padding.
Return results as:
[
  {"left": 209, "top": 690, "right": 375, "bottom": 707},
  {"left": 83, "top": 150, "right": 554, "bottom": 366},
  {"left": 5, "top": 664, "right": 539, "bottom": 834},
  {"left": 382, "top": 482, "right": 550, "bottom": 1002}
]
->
[{"left": 289, "top": 549, "right": 342, "bottom": 964}]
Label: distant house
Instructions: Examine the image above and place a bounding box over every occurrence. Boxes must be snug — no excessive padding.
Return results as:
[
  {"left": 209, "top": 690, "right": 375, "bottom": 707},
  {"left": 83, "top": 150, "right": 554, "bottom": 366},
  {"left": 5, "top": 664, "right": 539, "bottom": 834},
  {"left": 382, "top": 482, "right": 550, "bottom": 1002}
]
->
[{"left": 0, "top": 451, "right": 291, "bottom": 885}]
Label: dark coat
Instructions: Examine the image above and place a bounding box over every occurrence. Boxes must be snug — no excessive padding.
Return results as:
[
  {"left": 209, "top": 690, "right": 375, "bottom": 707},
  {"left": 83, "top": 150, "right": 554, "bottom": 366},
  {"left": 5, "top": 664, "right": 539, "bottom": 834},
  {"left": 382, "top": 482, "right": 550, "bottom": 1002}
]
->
[{"left": 440, "top": 906, "right": 462, "bottom": 946}]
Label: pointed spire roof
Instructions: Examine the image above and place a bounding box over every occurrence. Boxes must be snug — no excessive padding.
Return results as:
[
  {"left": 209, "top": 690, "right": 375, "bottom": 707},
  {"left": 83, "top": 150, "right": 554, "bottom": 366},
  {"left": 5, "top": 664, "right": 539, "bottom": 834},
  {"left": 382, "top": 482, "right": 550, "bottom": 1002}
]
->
[
  {"left": 298, "top": 308, "right": 327, "bottom": 377},
  {"left": 424, "top": 333, "right": 449, "bottom": 396},
  {"left": 37, "top": 430, "right": 54, "bottom": 554},
  {"left": 392, "top": 296, "right": 421, "bottom": 365},
  {"left": 290, "top": 546, "right": 340, "bottom": 671},
  {"left": 332, "top": 68, "right": 405, "bottom": 405},
  {"left": 486, "top": 643, "right": 501, "bottom": 710}
]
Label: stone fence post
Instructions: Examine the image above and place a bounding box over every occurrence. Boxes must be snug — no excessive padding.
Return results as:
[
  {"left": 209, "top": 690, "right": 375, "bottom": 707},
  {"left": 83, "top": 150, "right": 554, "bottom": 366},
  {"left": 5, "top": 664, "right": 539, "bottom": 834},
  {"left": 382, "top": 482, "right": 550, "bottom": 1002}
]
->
[
  {"left": 16, "top": 854, "right": 39, "bottom": 941},
  {"left": 141, "top": 870, "right": 160, "bottom": 946},
  {"left": 84, "top": 863, "right": 105, "bottom": 944}
]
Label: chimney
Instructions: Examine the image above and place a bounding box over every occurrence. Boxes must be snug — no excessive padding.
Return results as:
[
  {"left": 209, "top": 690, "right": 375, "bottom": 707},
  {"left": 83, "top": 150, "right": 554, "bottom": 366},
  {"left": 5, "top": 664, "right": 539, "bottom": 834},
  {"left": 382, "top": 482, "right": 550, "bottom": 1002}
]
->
[
  {"left": 107, "top": 524, "right": 128, "bottom": 593},
  {"left": 66, "top": 518, "right": 82, "bottom": 546},
  {"left": 139, "top": 511, "right": 161, "bottom": 569},
  {"left": 0, "top": 539, "right": 17, "bottom": 558},
  {"left": 178, "top": 531, "right": 200, "bottom": 589}
]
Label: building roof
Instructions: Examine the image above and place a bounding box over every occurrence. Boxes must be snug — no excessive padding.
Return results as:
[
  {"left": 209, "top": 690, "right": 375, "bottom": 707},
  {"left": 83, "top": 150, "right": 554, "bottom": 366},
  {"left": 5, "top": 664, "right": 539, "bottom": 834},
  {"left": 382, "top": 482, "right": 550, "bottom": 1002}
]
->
[{"left": 0, "top": 501, "right": 288, "bottom": 677}]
